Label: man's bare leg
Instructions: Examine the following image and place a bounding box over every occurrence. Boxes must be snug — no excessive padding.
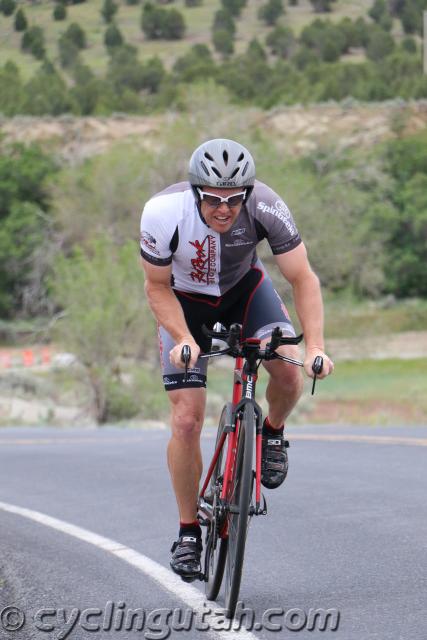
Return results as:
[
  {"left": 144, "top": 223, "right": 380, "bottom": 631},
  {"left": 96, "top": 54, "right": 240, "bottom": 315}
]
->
[
  {"left": 262, "top": 343, "right": 304, "bottom": 427},
  {"left": 167, "top": 387, "right": 206, "bottom": 523}
]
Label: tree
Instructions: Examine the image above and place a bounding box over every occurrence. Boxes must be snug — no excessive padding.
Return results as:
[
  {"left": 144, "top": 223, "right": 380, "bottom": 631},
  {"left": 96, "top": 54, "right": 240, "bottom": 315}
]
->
[
  {"left": 0, "top": 0, "right": 16, "bottom": 17},
  {"left": 101, "top": 0, "right": 118, "bottom": 23},
  {"left": 401, "top": 35, "right": 417, "bottom": 53},
  {"left": 258, "top": 0, "right": 284, "bottom": 25},
  {"left": 23, "top": 61, "right": 76, "bottom": 115},
  {"left": 309, "top": 0, "right": 336, "bottom": 11},
  {"left": 53, "top": 3, "right": 67, "bottom": 20},
  {"left": 21, "top": 26, "right": 46, "bottom": 60},
  {"left": 221, "top": 0, "right": 246, "bottom": 17},
  {"left": 366, "top": 26, "right": 395, "bottom": 60},
  {"left": 266, "top": 25, "right": 295, "bottom": 58},
  {"left": 164, "top": 8, "right": 186, "bottom": 38},
  {"left": 14, "top": 8, "right": 27, "bottom": 31},
  {"left": 104, "top": 23, "right": 124, "bottom": 50},
  {"left": 70, "top": 63, "right": 101, "bottom": 114},
  {"left": 58, "top": 33, "right": 81, "bottom": 68},
  {"left": 64, "top": 22, "right": 87, "bottom": 49},
  {"left": 212, "top": 28, "right": 234, "bottom": 56},
  {"left": 213, "top": 9, "right": 235, "bottom": 35},
  {"left": 141, "top": 3, "right": 186, "bottom": 39},
  {"left": 173, "top": 44, "right": 215, "bottom": 82},
  {"left": 0, "top": 143, "right": 57, "bottom": 316},
  {"left": 50, "top": 238, "right": 154, "bottom": 423},
  {"left": 0, "top": 61, "right": 25, "bottom": 115}
]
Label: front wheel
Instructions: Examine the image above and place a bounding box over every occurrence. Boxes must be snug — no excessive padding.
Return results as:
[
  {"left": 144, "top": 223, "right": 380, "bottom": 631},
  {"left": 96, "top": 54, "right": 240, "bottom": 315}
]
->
[
  {"left": 205, "top": 404, "right": 231, "bottom": 601},
  {"left": 224, "top": 403, "right": 255, "bottom": 619}
]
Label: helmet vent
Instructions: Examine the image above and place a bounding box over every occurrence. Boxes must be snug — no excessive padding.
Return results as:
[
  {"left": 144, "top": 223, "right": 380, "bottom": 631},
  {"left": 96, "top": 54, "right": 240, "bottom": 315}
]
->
[
  {"left": 204, "top": 152, "right": 214, "bottom": 161},
  {"left": 237, "top": 152, "right": 244, "bottom": 161},
  {"left": 241, "top": 161, "right": 249, "bottom": 176},
  {"left": 201, "top": 160, "right": 210, "bottom": 176},
  {"left": 223, "top": 150, "right": 229, "bottom": 165},
  {"left": 230, "top": 167, "right": 239, "bottom": 179},
  {"left": 212, "top": 167, "right": 222, "bottom": 178}
]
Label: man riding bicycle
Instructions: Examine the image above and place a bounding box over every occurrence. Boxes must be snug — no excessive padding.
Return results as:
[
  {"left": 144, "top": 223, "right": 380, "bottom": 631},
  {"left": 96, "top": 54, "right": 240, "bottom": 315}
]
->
[{"left": 140, "top": 139, "right": 334, "bottom": 583}]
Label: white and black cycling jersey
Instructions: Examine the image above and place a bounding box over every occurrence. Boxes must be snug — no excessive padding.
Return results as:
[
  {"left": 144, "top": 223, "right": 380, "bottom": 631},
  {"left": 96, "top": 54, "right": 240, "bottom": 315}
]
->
[{"left": 140, "top": 179, "right": 301, "bottom": 297}]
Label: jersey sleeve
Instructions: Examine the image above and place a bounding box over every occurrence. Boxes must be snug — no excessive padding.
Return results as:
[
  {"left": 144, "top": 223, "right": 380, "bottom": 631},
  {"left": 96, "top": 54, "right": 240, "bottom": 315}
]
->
[
  {"left": 250, "top": 181, "right": 302, "bottom": 255},
  {"left": 140, "top": 196, "right": 174, "bottom": 266}
]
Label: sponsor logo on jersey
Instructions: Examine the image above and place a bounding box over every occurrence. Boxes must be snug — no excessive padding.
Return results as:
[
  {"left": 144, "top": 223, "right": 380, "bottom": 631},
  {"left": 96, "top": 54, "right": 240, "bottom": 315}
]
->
[
  {"left": 231, "top": 227, "right": 246, "bottom": 236},
  {"left": 163, "top": 377, "right": 177, "bottom": 385},
  {"left": 224, "top": 239, "right": 254, "bottom": 248},
  {"left": 257, "top": 201, "right": 296, "bottom": 236},
  {"left": 141, "top": 231, "right": 160, "bottom": 256},
  {"left": 189, "top": 235, "right": 217, "bottom": 285}
]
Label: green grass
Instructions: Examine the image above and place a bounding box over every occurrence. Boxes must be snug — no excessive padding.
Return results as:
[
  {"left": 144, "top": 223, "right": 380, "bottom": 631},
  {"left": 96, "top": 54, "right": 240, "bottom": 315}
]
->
[
  {"left": 301, "top": 358, "right": 427, "bottom": 424},
  {"left": 2, "top": 356, "right": 426, "bottom": 426},
  {"left": 323, "top": 296, "right": 427, "bottom": 339},
  {"left": 0, "top": 0, "right": 373, "bottom": 77}
]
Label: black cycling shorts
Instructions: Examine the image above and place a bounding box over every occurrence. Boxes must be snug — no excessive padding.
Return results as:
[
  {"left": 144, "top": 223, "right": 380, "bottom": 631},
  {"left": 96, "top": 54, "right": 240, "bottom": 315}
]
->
[{"left": 158, "top": 262, "right": 296, "bottom": 391}]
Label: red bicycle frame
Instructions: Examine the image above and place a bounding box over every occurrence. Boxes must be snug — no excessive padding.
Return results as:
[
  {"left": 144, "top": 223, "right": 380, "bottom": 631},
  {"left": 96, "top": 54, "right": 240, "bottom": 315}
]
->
[{"left": 199, "top": 348, "right": 264, "bottom": 532}]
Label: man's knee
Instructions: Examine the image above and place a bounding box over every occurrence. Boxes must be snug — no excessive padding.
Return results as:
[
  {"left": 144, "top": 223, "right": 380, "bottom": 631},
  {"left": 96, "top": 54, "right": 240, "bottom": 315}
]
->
[
  {"left": 269, "top": 362, "right": 303, "bottom": 392},
  {"left": 169, "top": 389, "right": 205, "bottom": 443}
]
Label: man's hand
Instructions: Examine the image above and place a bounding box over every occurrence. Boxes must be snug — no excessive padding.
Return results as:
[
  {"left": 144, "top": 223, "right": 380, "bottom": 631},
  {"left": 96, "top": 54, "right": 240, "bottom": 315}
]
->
[
  {"left": 169, "top": 336, "right": 200, "bottom": 370},
  {"left": 304, "top": 347, "right": 334, "bottom": 379}
]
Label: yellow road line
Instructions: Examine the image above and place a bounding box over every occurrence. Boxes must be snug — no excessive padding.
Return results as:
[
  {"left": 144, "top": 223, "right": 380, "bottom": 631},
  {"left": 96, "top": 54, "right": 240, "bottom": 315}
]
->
[
  {"left": 291, "top": 434, "right": 427, "bottom": 447},
  {"left": 0, "top": 433, "right": 426, "bottom": 447}
]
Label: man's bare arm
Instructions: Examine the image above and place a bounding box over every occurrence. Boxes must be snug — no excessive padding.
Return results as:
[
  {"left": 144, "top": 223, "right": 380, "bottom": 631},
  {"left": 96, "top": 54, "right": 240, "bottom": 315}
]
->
[
  {"left": 274, "top": 243, "right": 333, "bottom": 378},
  {"left": 141, "top": 257, "right": 200, "bottom": 367}
]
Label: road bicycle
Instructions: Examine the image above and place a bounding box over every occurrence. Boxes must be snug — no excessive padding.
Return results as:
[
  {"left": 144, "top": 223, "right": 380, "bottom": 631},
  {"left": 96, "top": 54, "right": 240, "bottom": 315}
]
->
[{"left": 181, "top": 323, "right": 323, "bottom": 619}]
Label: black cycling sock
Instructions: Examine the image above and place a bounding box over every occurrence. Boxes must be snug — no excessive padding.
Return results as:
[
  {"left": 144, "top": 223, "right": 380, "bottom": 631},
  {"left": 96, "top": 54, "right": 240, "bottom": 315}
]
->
[
  {"left": 263, "top": 416, "right": 284, "bottom": 437},
  {"left": 179, "top": 520, "right": 201, "bottom": 539}
]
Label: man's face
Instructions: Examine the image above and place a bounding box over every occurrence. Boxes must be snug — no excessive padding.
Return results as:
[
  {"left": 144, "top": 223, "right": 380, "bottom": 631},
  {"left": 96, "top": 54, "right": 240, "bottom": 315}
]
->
[{"left": 198, "top": 186, "right": 246, "bottom": 234}]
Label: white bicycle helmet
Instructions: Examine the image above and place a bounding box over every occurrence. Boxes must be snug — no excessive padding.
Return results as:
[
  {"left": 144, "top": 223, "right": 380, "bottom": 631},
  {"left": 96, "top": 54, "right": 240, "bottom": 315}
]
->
[{"left": 189, "top": 138, "right": 255, "bottom": 202}]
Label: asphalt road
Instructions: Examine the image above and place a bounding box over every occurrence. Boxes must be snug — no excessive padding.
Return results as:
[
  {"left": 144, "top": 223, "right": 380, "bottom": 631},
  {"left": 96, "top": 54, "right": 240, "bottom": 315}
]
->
[{"left": 0, "top": 425, "right": 426, "bottom": 640}]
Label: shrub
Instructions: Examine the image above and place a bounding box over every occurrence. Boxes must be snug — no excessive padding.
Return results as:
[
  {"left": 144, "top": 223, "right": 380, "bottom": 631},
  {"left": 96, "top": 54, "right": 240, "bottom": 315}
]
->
[
  {"left": 221, "top": 0, "right": 246, "bottom": 17},
  {"left": 101, "top": 0, "right": 118, "bottom": 23},
  {"left": 21, "top": 26, "right": 45, "bottom": 60},
  {"left": 0, "top": 0, "right": 16, "bottom": 17},
  {"left": 212, "top": 9, "right": 235, "bottom": 35},
  {"left": 212, "top": 29, "right": 234, "bottom": 56},
  {"left": 310, "top": 0, "right": 336, "bottom": 11},
  {"left": 141, "top": 3, "right": 186, "bottom": 39},
  {"left": 53, "top": 3, "right": 67, "bottom": 20},
  {"left": 14, "top": 8, "right": 27, "bottom": 31},
  {"left": 266, "top": 25, "right": 295, "bottom": 58},
  {"left": 58, "top": 33, "right": 80, "bottom": 68},
  {"left": 258, "top": 0, "right": 283, "bottom": 25},
  {"left": 366, "top": 26, "right": 395, "bottom": 61},
  {"left": 104, "top": 23, "right": 124, "bottom": 50},
  {"left": 64, "top": 22, "right": 87, "bottom": 49}
]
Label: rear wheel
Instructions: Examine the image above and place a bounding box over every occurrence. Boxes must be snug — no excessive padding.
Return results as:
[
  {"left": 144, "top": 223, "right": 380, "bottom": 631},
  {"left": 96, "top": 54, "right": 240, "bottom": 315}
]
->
[
  {"left": 204, "top": 404, "right": 231, "bottom": 601},
  {"left": 224, "top": 403, "right": 255, "bottom": 619}
]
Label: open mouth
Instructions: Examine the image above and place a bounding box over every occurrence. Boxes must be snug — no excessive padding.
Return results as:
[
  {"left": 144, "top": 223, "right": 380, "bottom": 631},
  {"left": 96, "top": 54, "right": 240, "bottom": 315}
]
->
[{"left": 213, "top": 215, "right": 231, "bottom": 224}]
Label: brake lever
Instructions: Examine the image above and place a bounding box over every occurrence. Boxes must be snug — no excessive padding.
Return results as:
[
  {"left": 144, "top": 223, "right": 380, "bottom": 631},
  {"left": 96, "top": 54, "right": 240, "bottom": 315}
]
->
[
  {"left": 311, "top": 356, "right": 323, "bottom": 395},
  {"left": 181, "top": 345, "right": 191, "bottom": 383}
]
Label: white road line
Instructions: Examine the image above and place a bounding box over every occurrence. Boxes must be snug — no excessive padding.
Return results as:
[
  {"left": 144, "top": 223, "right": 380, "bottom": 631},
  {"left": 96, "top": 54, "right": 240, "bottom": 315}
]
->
[{"left": 0, "top": 501, "right": 257, "bottom": 639}]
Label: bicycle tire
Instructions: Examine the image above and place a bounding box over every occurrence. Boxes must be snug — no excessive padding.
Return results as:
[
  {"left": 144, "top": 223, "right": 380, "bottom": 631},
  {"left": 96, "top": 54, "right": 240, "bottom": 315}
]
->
[
  {"left": 224, "top": 402, "right": 254, "bottom": 619},
  {"left": 205, "top": 404, "right": 230, "bottom": 601}
]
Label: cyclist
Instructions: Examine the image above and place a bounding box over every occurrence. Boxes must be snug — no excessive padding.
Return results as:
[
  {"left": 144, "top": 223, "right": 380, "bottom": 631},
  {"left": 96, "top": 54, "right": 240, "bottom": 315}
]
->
[{"left": 140, "top": 139, "right": 334, "bottom": 582}]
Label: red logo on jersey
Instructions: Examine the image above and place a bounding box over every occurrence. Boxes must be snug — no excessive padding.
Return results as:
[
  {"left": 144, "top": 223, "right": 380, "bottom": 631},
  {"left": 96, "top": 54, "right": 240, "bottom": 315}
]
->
[{"left": 189, "top": 235, "right": 217, "bottom": 284}]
